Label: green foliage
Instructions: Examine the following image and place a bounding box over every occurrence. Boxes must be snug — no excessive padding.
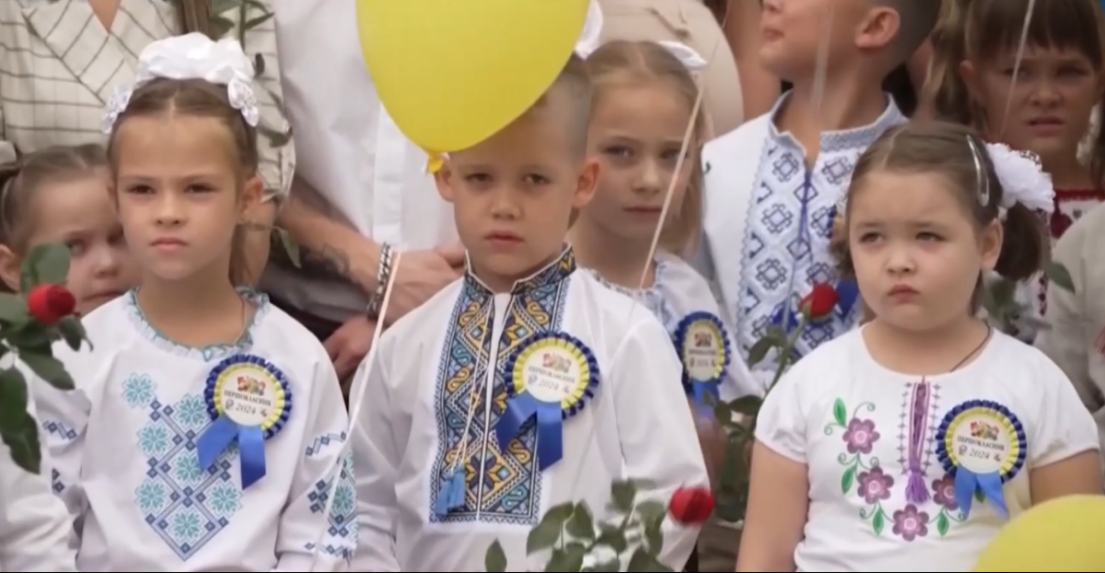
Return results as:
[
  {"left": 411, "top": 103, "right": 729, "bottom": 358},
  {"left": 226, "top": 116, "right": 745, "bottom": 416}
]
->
[
  {"left": 0, "top": 244, "right": 88, "bottom": 475},
  {"left": 485, "top": 479, "right": 676, "bottom": 572}
]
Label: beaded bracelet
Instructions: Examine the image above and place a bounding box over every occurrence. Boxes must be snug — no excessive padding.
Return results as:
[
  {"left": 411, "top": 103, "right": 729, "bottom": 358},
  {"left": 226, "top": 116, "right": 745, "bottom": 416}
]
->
[{"left": 366, "top": 243, "right": 394, "bottom": 319}]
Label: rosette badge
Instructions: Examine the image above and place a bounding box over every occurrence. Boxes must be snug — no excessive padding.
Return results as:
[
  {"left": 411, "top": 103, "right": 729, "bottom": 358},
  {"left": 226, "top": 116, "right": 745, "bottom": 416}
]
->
[
  {"left": 935, "top": 399, "right": 1027, "bottom": 519},
  {"left": 197, "top": 354, "right": 292, "bottom": 488},
  {"left": 673, "top": 311, "right": 731, "bottom": 407},
  {"left": 495, "top": 332, "right": 599, "bottom": 471}
]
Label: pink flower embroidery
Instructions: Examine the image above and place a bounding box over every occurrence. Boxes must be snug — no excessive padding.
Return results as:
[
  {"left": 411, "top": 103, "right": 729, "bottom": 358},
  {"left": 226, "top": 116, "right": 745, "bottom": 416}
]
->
[
  {"left": 931, "top": 475, "right": 958, "bottom": 511},
  {"left": 843, "top": 418, "right": 880, "bottom": 454},
  {"left": 892, "top": 504, "right": 929, "bottom": 541},
  {"left": 857, "top": 467, "right": 894, "bottom": 504}
]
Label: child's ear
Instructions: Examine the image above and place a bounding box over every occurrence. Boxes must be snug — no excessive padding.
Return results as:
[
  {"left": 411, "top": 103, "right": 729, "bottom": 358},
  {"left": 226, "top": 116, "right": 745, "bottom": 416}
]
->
[
  {"left": 855, "top": 6, "right": 900, "bottom": 52},
  {"left": 959, "top": 60, "right": 981, "bottom": 103},
  {"left": 241, "top": 175, "right": 264, "bottom": 213},
  {"left": 0, "top": 244, "right": 22, "bottom": 292},
  {"left": 572, "top": 158, "right": 600, "bottom": 209},
  {"left": 434, "top": 163, "right": 455, "bottom": 203}
]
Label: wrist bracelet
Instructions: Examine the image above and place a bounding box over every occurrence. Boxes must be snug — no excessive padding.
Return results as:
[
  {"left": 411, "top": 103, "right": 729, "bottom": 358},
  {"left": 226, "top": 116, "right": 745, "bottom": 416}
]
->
[{"left": 366, "top": 243, "right": 394, "bottom": 319}]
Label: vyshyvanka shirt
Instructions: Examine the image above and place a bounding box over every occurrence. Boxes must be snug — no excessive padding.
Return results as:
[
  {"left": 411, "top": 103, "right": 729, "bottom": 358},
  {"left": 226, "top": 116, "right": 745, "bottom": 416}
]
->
[
  {"left": 758, "top": 328, "right": 1097, "bottom": 571},
  {"left": 31, "top": 291, "right": 356, "bottom": 572},
  {"left": 350, "top": 247, "right": 709, "bottom": 572},
  {"left": 698, "top": 94, "right": 904, "bottom": 384},
  {"left": 588, "top": 251, "right": 759, "bottom": 401}
]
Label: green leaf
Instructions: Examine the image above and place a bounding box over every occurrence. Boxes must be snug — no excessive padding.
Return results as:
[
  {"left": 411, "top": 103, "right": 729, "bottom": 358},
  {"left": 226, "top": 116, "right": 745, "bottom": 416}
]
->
[
  {"left": 936, "top": 512, "right": 950, "bottom": 536},
  {"left": 627, "top": 548, "right": 672, "bottom": 572},
  {"left": 636, "top": 500, "right": 667, "bottom": 523},
  {"left": 596, "top": 523, "right": 628, "bottom": 554},
  {"left": 0, "top": 413, "right": 41, "bottom": 474},
  {"left": 832, "top": 399, "right": 847, "bottom": 427},
  {"left": 0, "top": 368, "right": 29, "bottom": 432},
  {"left": 0, "top": 293, "right": 27, "bottom": 323},
  {"left": 484, "top": 540, "right": 507, "bottom": 573},
  {"left": 527, "top": 503, "right": 573, "bottom": 554},
  {"left": 209, "top": 15, "right": 235, "bottom": 39},
  {"left": 19, "top": 351, "right": 74, "bottom": 391},
  {"left": 4, "top": 322, "right": 52, "bottom": 354},
  {"left": 746, "top": 336, "right": 777, "bottom": 368},
  {"left": 1045, "top": 262, "right": 1076, "bottom": 293},
  {"left": 57, "top": 317, "right": 86, "bottom": 352},
  {"left": 23, "top": 244, "right": 69, "bottom": 287},
  {"left": 565, "top": 503, "right": 595, "bottom": 541},
  {"left": 241, "top": 13, "right": 274, "bottom": 31},
  {"left": 873, "top": 509, "right": 885, "bottom": 535},
  {"left": 729, "top": 395, "right": 763, "bottom": 417},
  {"left": 611, "top": 480, "right": 637, "bottom": 513},
  {"left": 211, "top": 0, "right": 237, "bottom": 14},
  {"left": 589, "top": 560, "right": 621, "bottom": 572},
  {"left": 644, "top": 520, "right": 663, "bottom": 557},
  {"left": 841, "top": 464, "right": 856, "bottom": 494},
  {"left": 544, "top": 545, "right": 585, "bottom": 572}
]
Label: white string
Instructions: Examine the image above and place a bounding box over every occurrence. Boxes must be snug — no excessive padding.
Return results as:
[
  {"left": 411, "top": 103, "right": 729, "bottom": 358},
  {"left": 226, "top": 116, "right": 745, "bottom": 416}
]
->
[
  {"left": 811, "top": 4, "right": 835, "bottom": 116},
  {"left": 307, "top": 251, "right": 402, "bottom": 572},
  {"left": 1000, "top": 0, "right": 1037, "bottom": 137}
]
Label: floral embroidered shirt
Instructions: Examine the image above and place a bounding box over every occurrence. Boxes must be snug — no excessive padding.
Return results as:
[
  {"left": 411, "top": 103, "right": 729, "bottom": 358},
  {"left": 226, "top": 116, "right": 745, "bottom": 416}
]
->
[{"left": 756, "top": 327, "right": 1097, "bottom": 571}]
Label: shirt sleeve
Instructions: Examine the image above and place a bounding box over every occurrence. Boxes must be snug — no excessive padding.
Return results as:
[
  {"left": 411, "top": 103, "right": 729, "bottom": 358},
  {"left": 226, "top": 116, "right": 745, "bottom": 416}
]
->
[
  {"left": 753, "top": 360, "right": 808, "bottom": 463},
  {"left": 273, "top": 355, "right": 356, "bottom": 572},
  {"left": 29, "top": 378, "right": 91, "bottom": 551},
  {"left": 0, "top": 389, "right": 78, "bottom": 572},
  {"left": 1035, "top": 223, "right": 1099, "bottom": 411},
  {"left": 1029, "top": 352, "right": 1101, "bottom": 468},
  {"left": 349, "top": 341, "right": 402, "bottom": 572},
  {"left": 612, "top": 316, "right": 710, "bottom": 570},
  {"left": 216, "top": 0, "right": 294, "bottom": 201}
]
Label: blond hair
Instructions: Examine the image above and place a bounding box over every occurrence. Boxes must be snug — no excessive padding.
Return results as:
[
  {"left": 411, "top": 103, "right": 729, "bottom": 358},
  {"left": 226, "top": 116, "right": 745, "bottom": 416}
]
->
[{"left": 584, "top": 40, "right": 706, "bottom": 256}]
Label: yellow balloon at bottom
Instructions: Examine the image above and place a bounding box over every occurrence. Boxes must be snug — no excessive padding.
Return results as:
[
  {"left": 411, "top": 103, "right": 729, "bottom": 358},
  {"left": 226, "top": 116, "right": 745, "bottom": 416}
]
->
[
  {"left": 356, "top": 0, "right": 589, "bottom": 154},
  {"left": 974, "top": 495, "right": 1105, "bottom": 571}
]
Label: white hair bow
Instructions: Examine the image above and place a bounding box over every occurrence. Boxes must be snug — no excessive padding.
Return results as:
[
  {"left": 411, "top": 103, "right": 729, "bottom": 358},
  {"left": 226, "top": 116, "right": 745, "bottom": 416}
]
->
[
  {"left": 984, "top": 143, "right": 1055, "bottom": 215},
  {"left": 102, "top": 33, "right": 260, "bottom": 134},
  {"left": 574, "top": 0, "right": 605, "bottom": 59}
]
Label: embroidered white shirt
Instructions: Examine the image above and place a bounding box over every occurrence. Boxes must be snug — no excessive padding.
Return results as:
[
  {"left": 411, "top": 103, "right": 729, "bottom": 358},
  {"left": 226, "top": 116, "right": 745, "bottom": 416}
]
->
[
  {"left": 757, "top": 328, "right": 1098, "bottom": 571},
  {"left": 30, "top": 291, "right": 355, "bottom": 572}
]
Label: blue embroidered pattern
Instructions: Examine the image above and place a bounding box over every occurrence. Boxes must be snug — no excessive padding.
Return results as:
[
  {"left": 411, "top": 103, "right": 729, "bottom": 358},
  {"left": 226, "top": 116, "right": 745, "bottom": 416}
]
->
[
  {"left": 125, "top": 375, "right": 242, "bottom": 560},
  {"left": 428, "top": 249, "right": 576, "bottom": 525},
  {"left": 736, "top": 95, "right": 904, "bottom": 372},
  {"left": 306, "top": 448, "right": 358, "bottom": 563}
]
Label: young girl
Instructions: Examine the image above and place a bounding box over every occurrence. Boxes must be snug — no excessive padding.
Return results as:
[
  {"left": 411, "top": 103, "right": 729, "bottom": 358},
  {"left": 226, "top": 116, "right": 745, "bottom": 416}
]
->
[
  {"left": 29, "top": 34, "right": 354, "bottom": 571},
  {"left": 738, "top": 123, "right": 1101, "bottom": 572},
  {"left": 927, "top": 0, "right": 1105, "bottom": 332},
  {"left": 570, "top": 39, "right": 758, "bottom": 572},
  {"left": 0, "top": 145, "right": 138, "bottom": 314}
]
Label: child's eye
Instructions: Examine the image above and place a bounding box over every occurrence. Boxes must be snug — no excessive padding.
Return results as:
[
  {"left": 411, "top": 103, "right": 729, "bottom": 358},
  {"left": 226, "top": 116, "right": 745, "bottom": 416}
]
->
[
  {"left": 186, "top": 184, "right": 214, "bottom": 193},
  {"left": 127, "top": 184, "right": 154, "bottom": 194},
  {"left": 464, "top": 173, "right": 492, "bottom": 184},
  {"left": 604, "top": 145, "right": 632, "bottom": 158},
  {"left": 524, "top": 174, "right": 550, "bottom": 186},
  {"left": 917, "top": 232, "right": 943, "bottom": 242},
  {"left": 858, "top": 232, "right": 881, "bottom": 243},
  {"left": 65, "top": 239, "right": 86, "bottom": 257}
]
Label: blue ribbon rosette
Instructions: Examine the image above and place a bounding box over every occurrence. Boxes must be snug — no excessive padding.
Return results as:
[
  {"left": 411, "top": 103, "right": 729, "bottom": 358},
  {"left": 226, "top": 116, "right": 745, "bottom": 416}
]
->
[
  {"left": 495, "top": 332, "right": 599, "bottom": 472},
  {"left": 672, "top": 311, "right": 731, "bottom": 411},
  {"left": 935, "top": 399, "right": 1027, "bottom": 519},
  {"left": 197, "top": 354, "right": 292, "bottom": 489}
]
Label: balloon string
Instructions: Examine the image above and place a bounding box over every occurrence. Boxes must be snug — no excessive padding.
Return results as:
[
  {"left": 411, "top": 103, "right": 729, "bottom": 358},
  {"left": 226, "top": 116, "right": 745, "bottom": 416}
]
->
[
  {"left": 1000, "top": 0, "right": 1036, "bottom": 138},
  {"left": 307, "top": 251, "right": 402, "bottom": 572}
]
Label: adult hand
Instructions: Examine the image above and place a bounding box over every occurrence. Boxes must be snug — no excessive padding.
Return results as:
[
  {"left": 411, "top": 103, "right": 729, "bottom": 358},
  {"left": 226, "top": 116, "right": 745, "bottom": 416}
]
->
[
  {"left": 323, "top": 315, "right": 379, "bottom": 388},
  {"left": 381, "top": 247, "right": 465, "bottom": 325}
]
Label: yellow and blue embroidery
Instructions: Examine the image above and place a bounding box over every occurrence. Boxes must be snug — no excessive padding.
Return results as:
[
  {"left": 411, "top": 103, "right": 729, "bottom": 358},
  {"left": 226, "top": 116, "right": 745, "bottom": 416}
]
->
[{"left": 429, "top": 249, "right": 576, "bottom": 525}]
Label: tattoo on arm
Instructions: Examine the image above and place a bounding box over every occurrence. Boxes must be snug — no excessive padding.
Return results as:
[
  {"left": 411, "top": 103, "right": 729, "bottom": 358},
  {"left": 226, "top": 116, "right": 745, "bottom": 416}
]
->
[{"left": 298, "top": 244, "right": 353, "bottom": 282}]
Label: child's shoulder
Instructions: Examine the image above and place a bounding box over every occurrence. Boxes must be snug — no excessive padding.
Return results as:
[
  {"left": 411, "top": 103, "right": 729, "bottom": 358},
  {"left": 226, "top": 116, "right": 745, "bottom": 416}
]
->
[
  {"left": 576, "top": 270, "right": 667, "bottom": 335},
  {"left": 1056, "top": 201, "right": 1105, "bottom": 256},
  {"left": 984, "top": 330, "right": 1068, "bottom": 381},
  {"left": 702, "top": 112, "right": 773, "bottom": 162},
  {"left": 378, "top": 277, "right": 466, "bottom": 351}
]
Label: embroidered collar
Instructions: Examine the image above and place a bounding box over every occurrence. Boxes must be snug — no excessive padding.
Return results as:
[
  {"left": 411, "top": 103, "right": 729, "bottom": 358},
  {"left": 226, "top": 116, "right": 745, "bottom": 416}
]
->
[
  {"left": 464, "top": 245, "right": 577, "bottom": 296},
  {"left": 767, "top": 91, "right": 904, "bottom": 154}
]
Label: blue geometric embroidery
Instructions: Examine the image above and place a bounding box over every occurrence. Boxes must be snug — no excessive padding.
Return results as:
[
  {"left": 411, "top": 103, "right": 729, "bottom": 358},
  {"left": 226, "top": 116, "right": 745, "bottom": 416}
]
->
[
  {"left": 126, "top": 377, "right": 242, "bottom": 561},
  {"left": 41, "top": 419, "right": 78, "bottom": 442},
  {"left": 306, "top": 450, "right": 357, "bottom": 563},
  {"left": 305, "top": 432, "right": 347, "bottom": 458},
  {"left": 428, "top": 249, "right": 575, "bottom": 525},
  {"left": 51, "top": 468, "right": 64, "bottom": 494}
]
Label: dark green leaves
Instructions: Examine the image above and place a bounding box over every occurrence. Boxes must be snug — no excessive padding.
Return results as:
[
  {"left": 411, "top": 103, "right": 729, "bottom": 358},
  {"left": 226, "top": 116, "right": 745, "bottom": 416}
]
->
[
  {"left": 484, "top": 540, "right": 506, "bottom": 573},
  {"left": 0, "top": 367, "right": 40, "bottom": 474},
  {"left": 1045, "top": 262, "right": 1075, "bottom": 293},
  {"left": 21, "top": 244, "right": 68, "bottom": 291}
]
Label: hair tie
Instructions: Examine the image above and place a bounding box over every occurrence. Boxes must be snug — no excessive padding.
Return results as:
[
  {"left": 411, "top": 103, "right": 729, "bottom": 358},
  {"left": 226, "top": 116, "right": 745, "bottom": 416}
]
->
[{"left": 102, "top": 33, "right": 260, "bottom": 134}]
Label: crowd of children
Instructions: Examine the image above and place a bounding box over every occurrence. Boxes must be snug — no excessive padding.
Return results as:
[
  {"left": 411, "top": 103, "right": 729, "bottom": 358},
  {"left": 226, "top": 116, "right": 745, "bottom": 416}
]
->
[{"left": 4, "top": 0, "right": 1105, "bottom": 571}]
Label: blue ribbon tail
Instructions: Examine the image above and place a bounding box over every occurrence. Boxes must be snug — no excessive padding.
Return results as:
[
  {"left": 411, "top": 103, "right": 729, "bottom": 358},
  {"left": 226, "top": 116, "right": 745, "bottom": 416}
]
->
[
  {"left": 692, "top": 382, "right": 717, "bottom": 417},
  {"left": 954, "top": 469, "right": 979, "bottom": 518},
  {"left": 238, "top": 425, "right": 266, "bottom": 489},
  {"left": 197, "top": 415, "right": 238, "bottom": 471},
  {"left": 433, "top": 472, "right": 455, "bottom": 517},
  {"left": 836, "top": 279, "right": 859, "bottom": 317},
  {"left": 534, "top": 404, "right": 563, "bottom": 472},
  {"left": 496, "top": 395, "right": 537, "bottom": 450},
  {"left": 977, "top": 471, "right": 1008, "bottom": 518}
]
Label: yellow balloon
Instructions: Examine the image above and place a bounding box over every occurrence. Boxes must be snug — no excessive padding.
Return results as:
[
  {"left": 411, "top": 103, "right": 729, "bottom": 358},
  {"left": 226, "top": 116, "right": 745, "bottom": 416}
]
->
[
  {"left": 356, "top": 0, "right": 590, "bottom": 154},
  {"left": 974, "top": 495, "right": 1105, "bottom": 571}
]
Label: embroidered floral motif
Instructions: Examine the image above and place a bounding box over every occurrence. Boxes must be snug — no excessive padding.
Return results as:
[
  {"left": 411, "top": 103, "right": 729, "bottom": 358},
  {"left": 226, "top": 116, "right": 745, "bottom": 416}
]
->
[
  {"left": 843, "top": 418, "right": 879, "bottom": 454},
  {"left": 857, "top": 467, "right": 893, "bottom": 504},
  {"left": 892, "top": 504, "right": 929, "bottom": 541},
  {"left": 826, "top": 398, "right": 893, "bottom": 534},
  {"left": 928, "top": 474, "right": 977, "bottom": 536}
]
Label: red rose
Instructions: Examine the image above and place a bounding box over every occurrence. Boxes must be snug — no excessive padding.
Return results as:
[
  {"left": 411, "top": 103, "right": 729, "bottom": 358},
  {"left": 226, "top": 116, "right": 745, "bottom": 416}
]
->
[
  {"left": 668, "top": 487, "right": 714, "bottom": 525},
  {"left": 800, "top": 283, "right": 840, "bottom": 321},
  {"left": 27, "top": 284, "right": 76, "bottom": 325}
]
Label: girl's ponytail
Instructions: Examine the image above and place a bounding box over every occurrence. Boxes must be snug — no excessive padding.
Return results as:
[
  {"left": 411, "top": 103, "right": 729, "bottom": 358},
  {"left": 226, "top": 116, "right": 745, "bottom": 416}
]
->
[{"left": 925, "top": 0, "right": 976, "bottom": 126}]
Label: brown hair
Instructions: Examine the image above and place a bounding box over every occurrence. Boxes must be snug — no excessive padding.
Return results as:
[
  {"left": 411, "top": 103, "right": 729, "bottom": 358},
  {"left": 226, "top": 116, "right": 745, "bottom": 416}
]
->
[
  {"left": 0, "top": 144, "right": 108, "bottom": 254},
  {"left": 583, "top": 40, "right": 706, "bottom": 256},
  {"left": 927, "top": 0, "right": 1105, "bottom": 184},
  {"left": 835, "top": 122, "right": 1047, "bottom": 290},
  {"left": 531, "top": 53, "right": 594, "bottom": 158},
  {"left": 106, "top": 78, "right": 259, "bottom": 286},
  {"left": 877, "top": 0, "right": 944, "bottom": 63}
]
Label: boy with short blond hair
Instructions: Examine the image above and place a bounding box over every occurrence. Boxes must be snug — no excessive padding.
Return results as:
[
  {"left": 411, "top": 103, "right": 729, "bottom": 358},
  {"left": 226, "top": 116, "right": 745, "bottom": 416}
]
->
[{"left": 350, "top": 54, "right": 709, "bottom": 572}]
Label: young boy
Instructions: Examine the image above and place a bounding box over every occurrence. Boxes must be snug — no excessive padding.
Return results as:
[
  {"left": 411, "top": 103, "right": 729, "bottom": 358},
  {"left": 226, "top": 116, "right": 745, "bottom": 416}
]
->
[
  {"left": 349, "top": 54, "right": 709, "bottom": 572},
  {"left": 697, "top": 0, "right": 941, "bottom": 379}
]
